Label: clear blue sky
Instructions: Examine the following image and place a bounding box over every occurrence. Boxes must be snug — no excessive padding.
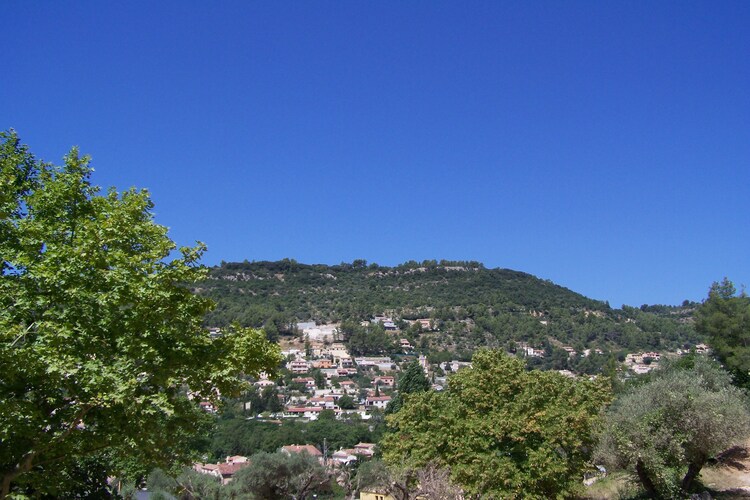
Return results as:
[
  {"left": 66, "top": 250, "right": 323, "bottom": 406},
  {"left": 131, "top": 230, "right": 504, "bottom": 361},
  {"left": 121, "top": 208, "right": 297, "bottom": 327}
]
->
[{"left": 3, "top": 1, "right": 749, "bottom": 308}]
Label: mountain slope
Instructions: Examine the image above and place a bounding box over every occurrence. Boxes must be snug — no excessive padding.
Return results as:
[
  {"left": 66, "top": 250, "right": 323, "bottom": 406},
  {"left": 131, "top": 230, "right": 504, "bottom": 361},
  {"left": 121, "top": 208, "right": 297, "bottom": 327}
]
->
[{"left": 195, "top": 259, "right": 701, "bottom": 359}]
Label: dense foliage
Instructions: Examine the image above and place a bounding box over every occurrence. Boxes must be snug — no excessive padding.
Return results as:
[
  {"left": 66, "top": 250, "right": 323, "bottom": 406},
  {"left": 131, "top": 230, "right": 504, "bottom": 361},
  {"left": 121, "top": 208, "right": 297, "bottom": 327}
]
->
[
  {"left": 596, "top": 356, "right": 750, "bottom": 498},
  {"left": 210, "top": 410, "right": 382, "bottom": 460},
  {"left": 381, "top": 349, "right": 612, "bottom": 499},
  {"left": 197, "top": 260, "right": 701, "bottom": 358},
  {"left": 386, "top": 360, "right": 430, "bottom": 414},
  {"left": 0, "top": 133, "right": 281, "bottom": 497},
  {"left": 230, "top": 451, "right": 331, "bottom": 499},
  {"left": 695, "top": 278, "right": 750, "bottom": 388}
]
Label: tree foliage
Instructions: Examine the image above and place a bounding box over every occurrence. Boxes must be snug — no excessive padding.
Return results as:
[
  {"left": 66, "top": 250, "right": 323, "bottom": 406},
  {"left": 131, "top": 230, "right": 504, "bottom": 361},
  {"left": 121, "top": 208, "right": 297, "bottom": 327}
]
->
[
  {"left": 695, "top": 277, "right": 750, "bottom": 388},
  {"left": 596, "top": 356, "right": 750, "bottom": 498},
  {"left": 381, "top": 349, "right": 611, "bottom": 499},
  {"left": 386, "top": 360, "right": 430, "bottom": 414},
  {"left": 199, "top": 259, "right": 700, "bottom": 360},
  {"left": 230, "top": 451, "right": 330, "bottom": 500},
  {"left": 0, "top": 132, "right": 282, "bottom": 497},
  {"left": 355, "top": 460, "right": 462, "bottom": 500}
]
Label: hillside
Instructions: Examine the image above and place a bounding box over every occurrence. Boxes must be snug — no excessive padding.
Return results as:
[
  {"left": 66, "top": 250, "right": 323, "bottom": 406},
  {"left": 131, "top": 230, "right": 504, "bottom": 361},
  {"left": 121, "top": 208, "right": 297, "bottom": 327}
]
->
[{"left": 195, "top": 259, "right": 702, "bottom": 365}]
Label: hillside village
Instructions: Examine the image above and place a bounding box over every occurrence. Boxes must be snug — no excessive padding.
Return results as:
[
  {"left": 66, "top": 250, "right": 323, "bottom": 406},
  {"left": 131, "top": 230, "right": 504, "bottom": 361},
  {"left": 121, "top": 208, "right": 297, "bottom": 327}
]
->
[{"left": 190, "top": 317, "right": 712, "bottom": 486}]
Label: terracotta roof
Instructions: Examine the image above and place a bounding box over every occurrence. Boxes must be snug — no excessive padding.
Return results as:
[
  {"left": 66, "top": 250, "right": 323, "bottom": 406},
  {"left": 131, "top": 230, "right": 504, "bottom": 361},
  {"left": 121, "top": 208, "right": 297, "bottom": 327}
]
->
[{"left": 218, "top": 462, "right": 251, "bottom": 476}]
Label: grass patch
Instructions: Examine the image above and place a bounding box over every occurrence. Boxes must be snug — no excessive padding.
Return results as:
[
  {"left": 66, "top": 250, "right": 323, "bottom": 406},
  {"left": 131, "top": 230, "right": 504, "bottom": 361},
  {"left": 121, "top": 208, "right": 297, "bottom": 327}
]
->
[{"left": 576, "top": 472, "right": 644, "bottom": 500}]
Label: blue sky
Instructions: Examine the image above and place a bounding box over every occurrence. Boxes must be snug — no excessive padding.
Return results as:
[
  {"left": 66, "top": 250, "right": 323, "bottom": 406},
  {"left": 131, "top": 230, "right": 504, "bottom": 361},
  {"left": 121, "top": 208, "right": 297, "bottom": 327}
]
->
[{"left": 3, "top": 1, "right": 749, "bottom": 308}]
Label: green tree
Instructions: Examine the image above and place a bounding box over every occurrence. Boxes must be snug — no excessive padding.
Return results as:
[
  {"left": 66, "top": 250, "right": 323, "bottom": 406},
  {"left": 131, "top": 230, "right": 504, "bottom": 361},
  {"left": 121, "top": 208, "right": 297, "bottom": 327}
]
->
[
  {"left": 354, "top": 460, "right": 462, "bottom": 500},
  {"left": 386, "top": 360, "right": 430, "bottom": 414},
  {"left": 381, "top": 349, "right": 611, "bottom": 499},
  {"left": 337, "top": 395, "right": 356, "bottom": 409},
  {"left": 312, "top": 369, "right": 326, "bottom": 389},
  {"left": 174, "top": 467, "right": 223, "bottom": 499},
  {"left": 262, "top": 386, "right": 283, "bottom": 413},
  {"left": 695, "top": 278, "right": 750, "bottom": 388},
  {"left": 0, "top": 132, "right": 282, "bottom": 497},
  {"left": 231, "top": 451, "right": 329, "bottom": 499},
  {"left": 595, "top": 356, "right": 750, "bottom": 498}
]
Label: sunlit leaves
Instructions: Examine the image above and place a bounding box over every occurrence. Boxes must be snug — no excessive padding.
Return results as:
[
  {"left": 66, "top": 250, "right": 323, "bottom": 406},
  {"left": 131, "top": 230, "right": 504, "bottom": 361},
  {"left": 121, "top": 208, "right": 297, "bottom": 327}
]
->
[
  {"left": 381, "top": 349, "right": 611, "bottom": 499},
  {"left": 0, "top": 132, "right": 281, "bottom": 496}
]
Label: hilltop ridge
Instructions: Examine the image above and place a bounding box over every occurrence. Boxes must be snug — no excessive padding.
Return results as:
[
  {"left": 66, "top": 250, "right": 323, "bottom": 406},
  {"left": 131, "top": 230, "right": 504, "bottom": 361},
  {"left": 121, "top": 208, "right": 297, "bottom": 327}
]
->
[{"left": 196, "top": 259, "right": 701, "bottom": 365}]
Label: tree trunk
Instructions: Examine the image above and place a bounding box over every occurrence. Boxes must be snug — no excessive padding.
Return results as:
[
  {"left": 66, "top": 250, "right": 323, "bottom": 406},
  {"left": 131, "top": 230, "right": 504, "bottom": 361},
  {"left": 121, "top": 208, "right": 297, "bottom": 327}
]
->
[
  {"left": 681, "top": 458, "right": 706, "bottom": 492},
  {"left": 1, "top": 452, "right": 36, "bottom": 500},
  {"left": 636, "top": 458, "right": 659, "bottom": 498}
]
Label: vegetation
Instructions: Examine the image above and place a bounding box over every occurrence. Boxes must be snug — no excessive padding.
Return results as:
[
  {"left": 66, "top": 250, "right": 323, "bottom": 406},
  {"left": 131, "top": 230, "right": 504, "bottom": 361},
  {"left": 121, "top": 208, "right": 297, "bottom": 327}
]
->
[
  {"left": 381, "top": 349, "right": 612, "bottom": 499},
  {"left": 0, "top": 132, "right": 281, "bottom": 497},
  {"left": 230, "top": 451, "right": 330, "bottom": 499},
  {"left": 386, "top": 360, "right": 430, "bottom": 414},
  {"left": 209, "top": 410, "right": 382, "bottom": 460},
  {"left": 5, "top": 132, "right": 744, "bottom": 499},
  {"left": 197, "top": 259, "right": 702, "bottom": 361},
  {"left": 695, "top": 278, "right": 750, "bottom": 388},
  {"left": 596, "top": 355, "right": 750, "bottom": 498},
  {"left": 355, "top": 460, "right": 462, "bottom": 500}
]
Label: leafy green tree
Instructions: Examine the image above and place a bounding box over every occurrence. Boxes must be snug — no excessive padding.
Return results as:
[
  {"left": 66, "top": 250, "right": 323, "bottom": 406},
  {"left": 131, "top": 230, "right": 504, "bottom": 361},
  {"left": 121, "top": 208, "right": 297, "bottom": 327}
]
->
[
  {"left": 262, "top": 386, "right": 283, "bottom": 413},
  {"left": 231, "top": 451, "right": 329, "bottom": 499},
  {"left": 386, "top": 361, "right": 430, "bottom": 414},
  {"left": 695, "top": 278, "right": 750, "bottom": 388},
  {"left": 595, "top": 356, "right": 750, "bottom": 498},
  {"left": 312, "top": 369, "right": 326, "bottom": 389},
  {"left": 381, "top": 349, "right": 611, "bottom": 499},
  {"left": 355, "top": 459, "right": 463, "bottom": 500},
  {"left": 146, "top": 468, "right": 177, "bottom": 493},
  {"left": 0, "top": 132, "right": 282, "bottom": 497},
  {"left": 337, "top": 395, "right": 356, "bottom": 409},
  {"left": 174, "top": 467, "right": 223, "bottom": 499},
  {"left": 354, "top": 460, "right": 403, "bottom": 498}
]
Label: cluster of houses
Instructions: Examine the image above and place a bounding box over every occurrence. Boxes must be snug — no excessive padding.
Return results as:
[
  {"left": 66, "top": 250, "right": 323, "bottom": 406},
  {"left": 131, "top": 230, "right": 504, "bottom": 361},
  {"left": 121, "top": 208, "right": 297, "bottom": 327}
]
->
[
  {"left": 202, "top": 321, "right": 716, "bottom": 421},
  {"left": 193, "top": 320, "right": 714, "bottom": 496},
  {"left": 247, "top": 319, "right": 440, "bottom": 421},
  {"left": 275, "top": 341, "right": 413, "bottom": 420},
  {"left": 193, "top": 442, "right": 378, "bottom": 484}
]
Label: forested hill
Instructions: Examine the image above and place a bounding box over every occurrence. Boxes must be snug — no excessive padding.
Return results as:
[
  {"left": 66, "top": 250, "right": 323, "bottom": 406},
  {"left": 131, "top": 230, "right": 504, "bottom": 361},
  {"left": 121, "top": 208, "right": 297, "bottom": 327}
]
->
[
  {"left": 198, "top": 259, "right": 604, "bottom": 323},
  {"left": 195, "top": 259, "right": 701, "bottom": 356}
]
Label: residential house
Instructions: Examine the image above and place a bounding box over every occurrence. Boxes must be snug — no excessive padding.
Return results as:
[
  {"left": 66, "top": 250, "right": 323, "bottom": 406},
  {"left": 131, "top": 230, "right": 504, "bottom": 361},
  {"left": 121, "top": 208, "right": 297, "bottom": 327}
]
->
[
  {"left": 374, "top": 376, "right": 395, "bottom": 387},
  {"left": 313, "top": 358, "right": 334, "bottom": 369},
  {"left": 283, "top": 406, "right": 324, "bottom": 420},
  {"left": 281, "top": 444, "right": 324, "bottom": 464},
  {"left": 194, "top": 456, "right": 250, "bottom": 485},
  {"left": 339, "top": 380, "right": 357, "bottom": 394},
  {"left": 339, "top": 356, "right": 354, "bottom": 368},
  {"left": 309, "top": 396, "right": 338, "bottom": 410},
  {"left": 199, "top": 401, "right": 217, "bottom": 413},
  {"left": 331, "top": 449, "right": 358, "bottom": 465},
  {"left": 353, "top": 443, "right": 377, "bottom": 458},
  {"left": 360, "top": 488, "right": 394, "bottom": 500},
  {"left": 365, "top": 396, "right": 391, "bottom": 410},
  {"left": 255, "top": 378, "right": 276, "bottom": 388},
  {"left": 416, "top": 318, "right": 433, "bottom": 330},
  {"left": 289, "top": 359, "right": 310, "bottom": 374},
  {"left": 292, "top": 377, "right": 317, "bottom": 389}
]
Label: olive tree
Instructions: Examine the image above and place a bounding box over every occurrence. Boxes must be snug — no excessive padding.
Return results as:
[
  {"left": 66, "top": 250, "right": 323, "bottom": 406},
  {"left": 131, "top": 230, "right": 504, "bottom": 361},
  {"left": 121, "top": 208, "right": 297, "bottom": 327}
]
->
[
  {"left": 596, "top": 356, "right": 750, "bottom": 498},
  {"left": 0, "top": 132, "right": 282, "bottom": 497},
  {"left": 230, "top": 451, "right": 329, "bottom": 499}
]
